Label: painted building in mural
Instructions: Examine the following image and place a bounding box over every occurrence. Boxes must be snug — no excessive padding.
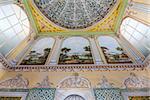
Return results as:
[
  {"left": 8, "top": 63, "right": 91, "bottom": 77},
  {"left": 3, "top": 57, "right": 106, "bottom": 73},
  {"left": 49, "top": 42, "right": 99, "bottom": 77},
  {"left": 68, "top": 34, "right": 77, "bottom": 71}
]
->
[{"left": 0, "top": 0, "right": 150, "bottom": 100}]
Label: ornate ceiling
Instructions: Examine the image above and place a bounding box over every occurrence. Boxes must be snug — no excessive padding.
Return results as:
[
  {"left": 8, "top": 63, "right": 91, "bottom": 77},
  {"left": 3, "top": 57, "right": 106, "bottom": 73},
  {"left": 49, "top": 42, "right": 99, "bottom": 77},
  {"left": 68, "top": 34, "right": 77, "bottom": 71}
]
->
[
  {"left": 23, "top": 0, "right": 128, "bottom": 34},
  {"left": 34, "top": 0, "right": 117, "bottom": 29}
]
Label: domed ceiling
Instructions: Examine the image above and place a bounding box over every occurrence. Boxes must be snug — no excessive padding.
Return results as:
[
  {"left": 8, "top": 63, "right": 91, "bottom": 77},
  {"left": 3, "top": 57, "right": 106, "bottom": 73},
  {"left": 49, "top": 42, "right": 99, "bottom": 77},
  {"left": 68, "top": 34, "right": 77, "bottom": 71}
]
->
[
  {"left": 34, "top": 0, "right": 117, "bottom": 29},
  {"left": 22, "top": 0, "right": 128, "bottom": 34}
]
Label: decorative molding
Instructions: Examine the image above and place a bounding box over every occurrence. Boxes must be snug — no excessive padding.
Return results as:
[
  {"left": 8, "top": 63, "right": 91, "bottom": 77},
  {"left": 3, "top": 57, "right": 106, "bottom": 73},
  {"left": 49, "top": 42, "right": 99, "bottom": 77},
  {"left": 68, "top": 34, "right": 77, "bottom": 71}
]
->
[
  {"left": 0, "top": 54, "right": 149, "bottom": 72},
  {"left": 27, "top": 0, "right": 126, "bottom": 33},
  {"left": 0, "top": 74, "right": 29, "bottom": 89},
  {"left": 124, "top": 73, "right": 150, "bottom": 88},
  {"left": 35, "top": 76, "right": 53, "bottom": 88},
  {"left": 57, "top": 73, "right": 91, "bottom": 88},
  {"left": 0, "top": 53, "right": 11, "bottom": 69},
  {"left": 97, "top": 76, "right": 114, "bottom": 88}
]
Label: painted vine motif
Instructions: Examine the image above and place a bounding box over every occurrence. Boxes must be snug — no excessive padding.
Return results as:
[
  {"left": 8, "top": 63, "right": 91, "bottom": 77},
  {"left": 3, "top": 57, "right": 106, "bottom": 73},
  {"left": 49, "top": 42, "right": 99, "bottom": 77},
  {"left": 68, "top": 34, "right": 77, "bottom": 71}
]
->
[
  {"left": 0, "top": 97, "right": 21, "bottom": 100},
  {"left": 129, "top": 96, "right": 150, "bottom": 100}
]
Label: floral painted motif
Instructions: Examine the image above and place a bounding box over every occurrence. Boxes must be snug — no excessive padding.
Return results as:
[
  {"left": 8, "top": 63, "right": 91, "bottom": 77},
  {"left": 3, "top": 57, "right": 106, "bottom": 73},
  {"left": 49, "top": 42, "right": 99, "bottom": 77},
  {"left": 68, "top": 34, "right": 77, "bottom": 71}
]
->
[
  {"left": 36, "top": 76, "right": 53, "bottom": 88},
  {"left": 0, "top": 74, "right": 29, "bottom": 89},
  {"left": 97, "top": 76, "right": 114, "bottom": 88},
  {"left": 124, "top": 73, "right": 150, "bottom": 88},
  {"left": 57, "top": 74, "right": 91, "bottom": 88}
]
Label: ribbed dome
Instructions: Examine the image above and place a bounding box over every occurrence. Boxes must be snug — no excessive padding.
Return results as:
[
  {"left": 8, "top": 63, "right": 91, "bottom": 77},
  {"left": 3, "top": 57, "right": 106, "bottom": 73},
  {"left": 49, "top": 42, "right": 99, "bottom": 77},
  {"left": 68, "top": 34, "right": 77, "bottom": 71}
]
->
[{"left": 34, "top": 0, "right": 117, "bottom": 29}]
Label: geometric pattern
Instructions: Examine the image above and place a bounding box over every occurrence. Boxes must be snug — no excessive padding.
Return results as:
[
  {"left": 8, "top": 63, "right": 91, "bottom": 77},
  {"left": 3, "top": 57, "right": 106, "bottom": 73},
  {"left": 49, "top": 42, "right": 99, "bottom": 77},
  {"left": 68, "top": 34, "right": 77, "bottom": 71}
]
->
[
  {"left": 27, "top": 0, "right": 126, "bottom": 33},
  {"left": 34, "top": 0, "right": 117, "bottom": 29},
  {"left": 94, "top": 88, "right": 123, "bottom": 100},
  {"left": 27, "top": 88, "right": 56, "bottom": 100}
]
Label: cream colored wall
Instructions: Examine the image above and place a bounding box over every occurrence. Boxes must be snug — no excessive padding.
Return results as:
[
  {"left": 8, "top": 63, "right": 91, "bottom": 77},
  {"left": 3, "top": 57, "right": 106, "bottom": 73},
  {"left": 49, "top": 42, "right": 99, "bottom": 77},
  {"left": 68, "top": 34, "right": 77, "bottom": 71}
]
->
[
  {"left": 0, "top": 63, "right": 6, "bottom": 80},
  {"left": 132, "top": 0, "right": 150, "bottom": 5},
  {"left": 127, "top": 8, "right": 150, "bottom": 24},
  {"left": 0, "top": 69, "right": 149, "bottom": 88},
  {"left": 125, "top": 0, "right": 150, "bottom": 24}
]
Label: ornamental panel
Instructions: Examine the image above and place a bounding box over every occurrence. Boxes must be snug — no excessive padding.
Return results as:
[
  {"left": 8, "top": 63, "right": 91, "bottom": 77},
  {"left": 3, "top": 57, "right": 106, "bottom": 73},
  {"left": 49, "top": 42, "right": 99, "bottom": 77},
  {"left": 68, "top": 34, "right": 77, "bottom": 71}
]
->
[
  {"left": 94, "top": 88, "right": 123, "bottom": 100},
  {"left": 34, "top": 0, "right": 117, "bottom": 29},
  {"left": 27, "top": 88, "right": 56, "bottom": 100}
]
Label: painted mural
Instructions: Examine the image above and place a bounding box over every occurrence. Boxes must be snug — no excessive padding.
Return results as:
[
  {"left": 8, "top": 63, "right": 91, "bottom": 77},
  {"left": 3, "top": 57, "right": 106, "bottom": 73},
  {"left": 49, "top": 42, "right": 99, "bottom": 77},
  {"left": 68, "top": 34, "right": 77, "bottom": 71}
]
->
[
  {"left": 58, "top": 37, "right": 94, "bottom": 64},
  {"left": 0, "top": 97, "right": 21, "bottom": 100},
  {"left": 129, "top": 96, "right": 150, "bottom": 100},
  {"left": 98, "top": 36, "right": 132, "bottom": 64},
  {"left": 20, "top": 38, "right": 54, "bottom": 65}
]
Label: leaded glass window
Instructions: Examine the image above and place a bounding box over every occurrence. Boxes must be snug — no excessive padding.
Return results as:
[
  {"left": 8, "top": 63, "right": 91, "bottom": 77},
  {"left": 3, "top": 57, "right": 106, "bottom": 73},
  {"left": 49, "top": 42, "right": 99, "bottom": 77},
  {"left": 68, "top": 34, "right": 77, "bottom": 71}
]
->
[
  {"left": 0, "top": 4, "right": 30, "bottom": 56},
  {"left": 120, "top": 17, "right": 150, "bottom": 57}
]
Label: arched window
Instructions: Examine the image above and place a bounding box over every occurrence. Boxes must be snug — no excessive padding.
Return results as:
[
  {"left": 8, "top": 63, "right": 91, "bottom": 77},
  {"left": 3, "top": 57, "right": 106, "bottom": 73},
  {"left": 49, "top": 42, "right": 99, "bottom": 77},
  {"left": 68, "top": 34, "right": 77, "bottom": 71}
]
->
[
  {"left": 64, "top": 95, "right": 85, "bottom": 100},
  {"left": 0, "top": 4, "right": 30, "bottom": 56},
  {"left": 58, "top": 37, "right": 94, "bottom": 64},
  {"left": 98, "top": 36, "right": 132, "bottom": 64},
  {"left": 120, "top": 17, "right": 150, "bottom": 57},
  {"left": 20, "top": 37, "right": 55, "bottom": 65}
]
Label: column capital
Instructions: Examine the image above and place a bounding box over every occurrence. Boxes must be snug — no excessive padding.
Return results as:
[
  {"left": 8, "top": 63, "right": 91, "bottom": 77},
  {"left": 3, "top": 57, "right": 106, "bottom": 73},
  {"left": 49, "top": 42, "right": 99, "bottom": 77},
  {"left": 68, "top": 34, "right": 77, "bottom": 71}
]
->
[
  {"left": 57, "top": 36, "right": 65, "bottom": 39},
  {"left": 88, "top": 35, "right": 95, "bottom": 39}
]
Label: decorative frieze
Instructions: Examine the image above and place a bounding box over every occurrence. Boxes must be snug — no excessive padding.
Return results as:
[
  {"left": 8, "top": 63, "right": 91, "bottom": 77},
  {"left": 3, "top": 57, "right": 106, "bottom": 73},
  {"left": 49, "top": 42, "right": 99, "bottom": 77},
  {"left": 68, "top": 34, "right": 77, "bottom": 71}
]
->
[
  {"left": 35, "top": 76, "right": 53, "bottom": 88},
  {"left": 124, "top": 73, "right": 150, "bottom": 88},
  {"left": 57, "top": 73, "right": 91, "bottom": 88},
  {"left": 0, "top": 74, "right": 29, "bottom": 89},
  {"left": 97, "top": 76, "right": 114, "bottom": 88}
]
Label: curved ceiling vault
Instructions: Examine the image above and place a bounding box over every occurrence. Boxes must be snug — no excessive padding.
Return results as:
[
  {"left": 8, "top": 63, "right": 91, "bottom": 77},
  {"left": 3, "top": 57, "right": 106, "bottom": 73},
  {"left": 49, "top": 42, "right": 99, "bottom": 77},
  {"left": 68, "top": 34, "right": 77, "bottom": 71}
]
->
[
  {"left": 25, "top": 0, "right": 127, "bottom": 33},
  {"left": 34, "top": 0, "right": 117, "bottom": 29}
]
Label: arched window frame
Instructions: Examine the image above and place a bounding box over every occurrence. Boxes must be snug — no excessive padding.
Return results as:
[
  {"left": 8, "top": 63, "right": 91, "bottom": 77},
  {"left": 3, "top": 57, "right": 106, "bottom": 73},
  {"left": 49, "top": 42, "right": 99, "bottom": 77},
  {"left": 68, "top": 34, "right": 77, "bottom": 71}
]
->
[
  {"left": 57, "top": 36, "right": 95, "bottom": 64},
  {"left": 96, "top": 35, "right": 133, "bottom": 64},
  {"left": 64, "top": 94, "right": 85, "bottom": 100},
  {"left": 120, "top": 16, "right": 150, "bottom": 57},
  {"left": 18, "top": 37, "right": 55, "bottom": 65},
  {"left": 0, "top": 3, "right": 31, "bottom": 57}
]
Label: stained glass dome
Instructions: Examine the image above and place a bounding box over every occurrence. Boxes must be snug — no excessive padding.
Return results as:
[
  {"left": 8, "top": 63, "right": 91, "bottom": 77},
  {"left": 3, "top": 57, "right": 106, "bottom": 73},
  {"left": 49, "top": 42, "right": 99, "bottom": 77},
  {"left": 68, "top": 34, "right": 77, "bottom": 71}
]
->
[{"left": 34, "top": 0, "right": 117, "bottom": 29}]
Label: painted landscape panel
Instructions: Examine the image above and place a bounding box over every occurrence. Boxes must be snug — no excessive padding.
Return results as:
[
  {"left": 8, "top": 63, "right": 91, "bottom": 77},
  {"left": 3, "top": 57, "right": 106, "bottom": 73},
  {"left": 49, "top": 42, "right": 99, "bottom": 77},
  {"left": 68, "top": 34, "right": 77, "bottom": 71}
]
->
[
  {"left": 98, "top": 36, "right": 132, "bottom": 64},
  {"left": 20, "top": 37, "right": 54, "bottom": 65},
  {"left": 58, "top": 37, "right": 94, "bottom": 64}
]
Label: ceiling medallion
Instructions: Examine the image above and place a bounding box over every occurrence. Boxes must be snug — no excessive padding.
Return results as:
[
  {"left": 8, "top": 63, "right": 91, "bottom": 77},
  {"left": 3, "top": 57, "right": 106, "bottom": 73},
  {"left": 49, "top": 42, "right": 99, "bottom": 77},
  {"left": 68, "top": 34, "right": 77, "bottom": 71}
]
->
[{"left": 34, "top": 0, "right": 117, "bottom": 29}]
